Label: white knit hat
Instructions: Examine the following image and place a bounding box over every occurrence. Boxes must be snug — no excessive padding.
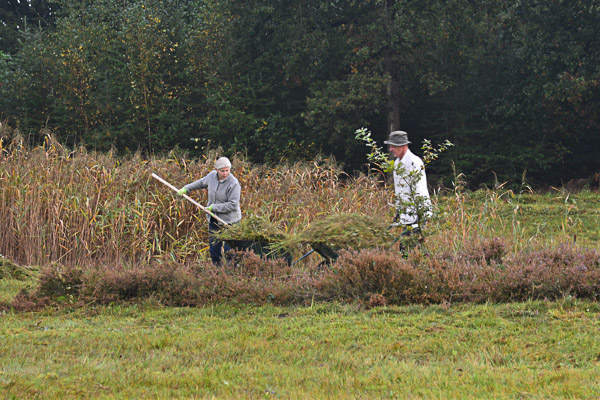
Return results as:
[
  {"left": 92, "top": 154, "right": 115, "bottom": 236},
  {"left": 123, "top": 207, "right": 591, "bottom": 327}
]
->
[{"left": 214, "top": 157, "right": 232, "bottom": 170}]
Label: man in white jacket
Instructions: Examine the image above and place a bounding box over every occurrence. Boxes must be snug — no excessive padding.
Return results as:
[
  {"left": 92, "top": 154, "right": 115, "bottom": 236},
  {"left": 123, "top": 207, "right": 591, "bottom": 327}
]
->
[{"left": 384, "top": 131, "right": 432, "bottom": 229}]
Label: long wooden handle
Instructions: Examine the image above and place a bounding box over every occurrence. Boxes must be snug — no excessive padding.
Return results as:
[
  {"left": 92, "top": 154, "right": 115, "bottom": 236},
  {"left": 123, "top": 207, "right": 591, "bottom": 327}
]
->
[{"left": 151, "top": 173, "right": 228, "bottom": 226}]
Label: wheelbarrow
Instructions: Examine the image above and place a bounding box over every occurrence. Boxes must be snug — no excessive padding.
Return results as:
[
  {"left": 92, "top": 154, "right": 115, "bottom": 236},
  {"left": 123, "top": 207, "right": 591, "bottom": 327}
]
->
[
  {"left": 291, "top": 224, "right": 424, "bottom": 266},
  {"left": 292, "top": 242, "right": 340, "bottom": 266},
  {"left": 224, "top": 239, "right": 293, "bottom": 265}
]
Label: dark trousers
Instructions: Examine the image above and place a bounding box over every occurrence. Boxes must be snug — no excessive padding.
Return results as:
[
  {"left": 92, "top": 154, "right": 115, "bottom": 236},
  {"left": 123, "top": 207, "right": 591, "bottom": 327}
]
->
[{"left": 208, "top": 219, "right": 231, "bottom": 265}]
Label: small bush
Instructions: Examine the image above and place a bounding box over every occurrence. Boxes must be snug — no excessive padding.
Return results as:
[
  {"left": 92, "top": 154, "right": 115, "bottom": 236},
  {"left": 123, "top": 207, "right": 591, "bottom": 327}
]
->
[
  {"left": 461, "top": 237, "right": 507, "bottom": 265},
  {"left": 37, "top": 263, "right": 83, "bottom": 298},
  {"left": 494, "top": 245, "right": 600, "bottom": 302},
  {"left": 314, "top": 248, "right": 419, "bottom": 305},
  {"left": 80, "top": 262, "right": 203, "bottom": 306},
  {"left": 205, "top": 251, "right": 309, "bottom": 305},
  {"left": 10, "top": 262, "right": 82, "bottom": 311}
]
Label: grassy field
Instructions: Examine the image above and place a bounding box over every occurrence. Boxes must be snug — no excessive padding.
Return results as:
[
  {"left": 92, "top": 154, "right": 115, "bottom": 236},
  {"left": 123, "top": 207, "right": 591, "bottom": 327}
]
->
[{"left": 1, "top": 299, "right": 600, "bottom": 399}]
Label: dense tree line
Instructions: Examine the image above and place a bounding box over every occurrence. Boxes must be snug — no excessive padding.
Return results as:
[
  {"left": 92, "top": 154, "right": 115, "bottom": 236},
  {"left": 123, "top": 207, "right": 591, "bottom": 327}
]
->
[{"left": 1, "top": 0, "right": 598, "bottom": 187}]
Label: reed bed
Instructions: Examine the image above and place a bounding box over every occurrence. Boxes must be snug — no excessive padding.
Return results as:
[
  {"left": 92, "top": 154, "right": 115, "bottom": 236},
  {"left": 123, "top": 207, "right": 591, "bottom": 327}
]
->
[{"left": 0, "top": 134, "right": 391, "bottom": 266}]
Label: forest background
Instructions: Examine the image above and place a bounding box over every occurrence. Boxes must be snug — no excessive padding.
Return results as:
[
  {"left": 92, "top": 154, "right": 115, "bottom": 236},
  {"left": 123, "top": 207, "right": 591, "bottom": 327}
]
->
[{"left": 1, "top": 0, "right": 599, "bottom": 188}]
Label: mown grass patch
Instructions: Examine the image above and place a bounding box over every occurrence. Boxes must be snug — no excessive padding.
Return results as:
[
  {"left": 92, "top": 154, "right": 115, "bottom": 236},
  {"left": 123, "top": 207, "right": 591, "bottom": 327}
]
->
[{"left": 1, "top": 301, "right": 599, "bottom": 399}]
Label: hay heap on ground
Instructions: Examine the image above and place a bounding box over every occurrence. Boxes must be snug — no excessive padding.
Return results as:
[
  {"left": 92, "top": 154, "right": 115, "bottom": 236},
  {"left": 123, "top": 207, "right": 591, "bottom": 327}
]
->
[
  {"left": 279, "top": 213, "right": 394, "bottom": 251},
  {"left": 213, "top": 214, "right": 289, "bottom": 243},
  {"left": 0, "top": 256, "right": 39, "bottom": 280}
]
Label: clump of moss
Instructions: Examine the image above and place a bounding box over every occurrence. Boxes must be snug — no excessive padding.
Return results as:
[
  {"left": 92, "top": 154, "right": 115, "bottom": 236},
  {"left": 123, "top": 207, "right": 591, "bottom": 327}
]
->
[
  {"left": 279, "top": 213, "right": 394, "bottom": 251},
  {"left": 213, "top": 214, "right": 289, "bottom": 243}
]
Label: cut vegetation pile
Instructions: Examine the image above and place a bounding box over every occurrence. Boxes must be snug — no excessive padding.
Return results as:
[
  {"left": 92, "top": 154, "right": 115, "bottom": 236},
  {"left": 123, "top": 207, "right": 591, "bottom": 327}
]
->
[
  {"left": 213, "top": 214, "right": 289, "bottom": 243},
  {"left": 279, "top": 213, "right": 395, "bottom": 251},
  {"left": 0, "top": 256, "right": 38, "bottom": 281}
]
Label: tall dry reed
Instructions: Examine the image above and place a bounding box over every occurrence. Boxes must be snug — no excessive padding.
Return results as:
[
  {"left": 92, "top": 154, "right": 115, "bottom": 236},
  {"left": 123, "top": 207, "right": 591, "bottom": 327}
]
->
[{"left": 1, "top": 134, "right": 390, "bottom": 266}]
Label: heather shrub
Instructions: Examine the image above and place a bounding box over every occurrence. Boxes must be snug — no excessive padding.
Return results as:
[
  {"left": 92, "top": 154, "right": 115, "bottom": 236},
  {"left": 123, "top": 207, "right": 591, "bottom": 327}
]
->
[
  {"left": 80, "top": 261, "right": 210, "bottom": 306},
  {"left": 409, "top": 251, "right": 502, "bottom": 304},
  {"left": 311, "top": 239, "right": 598, "bottom": 307},
  {"left": 493, "top": 245, "right": 600, "bottom": 302},
  {"left": 37, "top": 262, "right": 83, "bottom": 298},
  {"left": 207, "top": 251, "right": 309, "bottom": 305},
  {"left": 459, "top": 236, "right": 507, "bottom": 265},
  {"left": 9, "top": 252, "right": 311, "bottom": 309},
  {"left": 10, "top": 292, "right": 52, "bottom": 312},
  {"left": 6, "top": 240, "right": 600, "bottom": 311},
  {"left": 225, "top": 250, "right": 294, "bottom": 280},
  {"left": 9, "top": 262, "right": 84, "bottom": 311},
  {"left": 409, "top": 237, "right": 508, "bottom": 303},
  {"left": 314, "top": 248, "right": 420, "bottom": 305}
]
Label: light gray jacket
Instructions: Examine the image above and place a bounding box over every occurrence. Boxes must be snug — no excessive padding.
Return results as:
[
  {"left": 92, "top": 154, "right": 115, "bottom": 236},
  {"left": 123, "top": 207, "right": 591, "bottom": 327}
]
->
[{"left": 184, "top": 170, "right": 242, "bottom": 224}]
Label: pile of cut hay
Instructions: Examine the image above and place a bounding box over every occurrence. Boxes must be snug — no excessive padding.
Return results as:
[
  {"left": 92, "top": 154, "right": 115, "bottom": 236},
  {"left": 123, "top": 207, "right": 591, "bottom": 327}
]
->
[
  {"left": 0, "top": 256, "right": 39, "bottom": 281},
  {"left": 213, "top": 214, "right": 289, "bottom": 243},
  {"left": 277, "top": 213, "right": 393, "bottom": 251}
]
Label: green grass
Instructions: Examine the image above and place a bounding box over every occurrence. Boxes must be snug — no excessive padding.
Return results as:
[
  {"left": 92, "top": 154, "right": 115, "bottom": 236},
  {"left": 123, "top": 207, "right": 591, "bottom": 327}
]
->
[
  {"left": 505, "top": 191, "right": 600, "bottom": 243},
  {"left": 1, "top": 301, "right": 599, "bottom": 399},
  {"left": 434, "top": 189, "right": 600, "bottom": 249}
]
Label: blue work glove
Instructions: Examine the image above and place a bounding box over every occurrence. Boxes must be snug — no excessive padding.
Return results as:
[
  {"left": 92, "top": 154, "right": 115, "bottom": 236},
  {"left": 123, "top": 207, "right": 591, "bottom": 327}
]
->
[{"left": 176, "top": 187, "right": 188, "bottom": 196}]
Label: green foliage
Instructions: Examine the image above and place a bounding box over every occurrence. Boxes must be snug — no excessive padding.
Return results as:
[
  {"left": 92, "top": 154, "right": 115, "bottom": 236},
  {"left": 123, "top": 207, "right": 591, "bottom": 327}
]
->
[
  {"left": 2, "top": 0, "right": 229, "bottom": 152},
  {"left": 0, "top": 0, "right": 598, "bottom": 186},
  {"left": 213, "top": 214, "right": 288, "bottom": 242},
  {"left": 0, "top": 0, "right": 60, "bottom": 54},
  {"left": 0, "top": 50, "right": 12, "bottom": 85},
  {"left": 278, "top": 213, "right": 395, "bottom": 251}
]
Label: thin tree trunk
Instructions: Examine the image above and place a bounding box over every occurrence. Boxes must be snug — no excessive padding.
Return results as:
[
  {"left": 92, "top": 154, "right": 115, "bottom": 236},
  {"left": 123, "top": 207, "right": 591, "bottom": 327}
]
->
[
  {"left": 384, "top": 0, "right": 400, "bottom": 132},
  {"left": 385, "top": 50, "right": 401, "bottom": 132}
]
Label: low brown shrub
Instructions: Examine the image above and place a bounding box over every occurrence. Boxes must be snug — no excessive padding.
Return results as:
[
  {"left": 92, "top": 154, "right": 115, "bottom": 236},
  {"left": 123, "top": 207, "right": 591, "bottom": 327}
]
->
[
  {"left": 314, "top": 248, "right": 419, "bottom": 305},
  {"left": 493, "top": 245, "right": 600, "bottom": 301},
  {"left": 460, "top": 236, "right": 507, "bottom": 265},
  {"left": 10, "top": 251, "right": 310, "bottom": 309},
  {"left": 204, "top": 251, "right": 309, "bottom": 305},
  {"left": 10, "top": 263, "right": 84, "bottom": 311},
  {"left": 80, "top": 261, "right": 203, "bottom": 306},
  {"left": 37, "top": 262, "right": 83, "bottom": 298},
  {"left": 10, "top": 292, "right": 52, "bottom": 312}
]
